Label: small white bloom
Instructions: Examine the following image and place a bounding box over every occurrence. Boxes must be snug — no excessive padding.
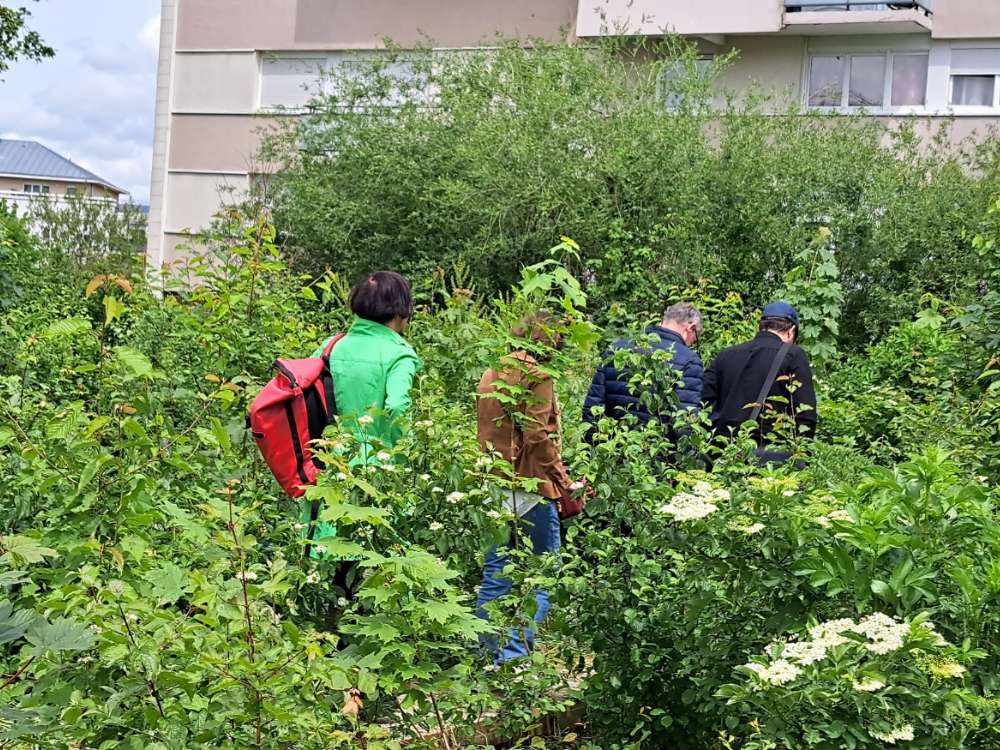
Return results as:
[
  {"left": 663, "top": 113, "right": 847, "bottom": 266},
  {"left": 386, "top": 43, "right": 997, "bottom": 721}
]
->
[
  {"left": 415, "top": 419, "right": 434, "bottom": 428},
  {"left": 827, "top": 509, "right": 853, "bottom": 523},
  {"left": 376, "top": 451, "right": 392, "bottom": 462},
  {"left": 486, "top": 510, "right": 501, "bottom": 520},
  {"left": 336, "top": 472, "right": 348, "bottom": 481},
  {"left": 237, "top": 571, "right": 257, "bottom": 582},
  {"left": 293, "top": 522, "right": 307, "bottom": 531},
  {"left": 419, "top": 473, "right": 431, "bottom": 481},
  {"left": 431, "top": 486, "right": 443, "bottom": 493},
  {"left": 869, "top": 725, "right": 915, "bottom": 744},
  {"left": 306, "top": 571, "right": 320, "bottom": 584},
  {"left": 929, "top": 661, "right": 966, "bottom": 679},
  {"left": 126, "top": 613, "right": 140, "bottom": 623},
  {"left": 741, "top": 523, "right": 765, "bottom": 535},
  {"left": 782, "top": 490, "right": 795, "bottom": 497},
  {"left": 429, "top": 521, "right": 444, "bottom": 532},
  {"left": 446, "top": 491, "right": 466, "bottom": 504},
  {"left": 475, "top": 456, "right": 491, "bottom": 469},
  {"left": 357, "top": 415, "right": 374, "bottom": 426},
  {"left": 852, "top": 677, "right": 885, "bottom": 692},
  {"left": 337, "top": 597, "right": 348, "bottom": 607}
]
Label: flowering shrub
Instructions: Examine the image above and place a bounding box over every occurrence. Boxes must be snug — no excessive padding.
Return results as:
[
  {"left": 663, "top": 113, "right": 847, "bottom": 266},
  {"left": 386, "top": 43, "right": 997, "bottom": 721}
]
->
[{"left": 719, "top": 612, "right": 984, "bottom": 748}]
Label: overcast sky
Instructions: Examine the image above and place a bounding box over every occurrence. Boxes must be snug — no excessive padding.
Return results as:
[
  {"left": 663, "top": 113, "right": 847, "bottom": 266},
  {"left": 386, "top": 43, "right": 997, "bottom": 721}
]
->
[{"left": 0, "top": 0, "right": 160, "bottom": 203}]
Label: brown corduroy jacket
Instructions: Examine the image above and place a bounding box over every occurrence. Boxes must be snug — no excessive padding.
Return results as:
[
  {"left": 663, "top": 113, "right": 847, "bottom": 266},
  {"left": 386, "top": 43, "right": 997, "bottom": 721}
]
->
[{"left": 476, "top": 351, "right": 571, "bottom": 500}]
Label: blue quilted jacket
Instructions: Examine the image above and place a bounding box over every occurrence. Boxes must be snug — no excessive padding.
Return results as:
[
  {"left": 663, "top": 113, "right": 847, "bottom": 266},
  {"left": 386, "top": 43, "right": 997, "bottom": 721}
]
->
[{"left": 582, "top": 325, "right": 704, "bottom": 442}]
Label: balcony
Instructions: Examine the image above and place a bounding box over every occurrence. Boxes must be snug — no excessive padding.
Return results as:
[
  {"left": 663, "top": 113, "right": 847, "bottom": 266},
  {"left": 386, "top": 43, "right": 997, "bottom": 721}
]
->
[{"left": 784, "top": 1, "right": 933, "bottom": 35}]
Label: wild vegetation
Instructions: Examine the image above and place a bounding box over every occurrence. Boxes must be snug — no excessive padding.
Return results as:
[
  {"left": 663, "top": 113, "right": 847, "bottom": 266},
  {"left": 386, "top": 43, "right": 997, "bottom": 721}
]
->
[{"left": 0, "top": 37, "right": 998, "bottom": 750}]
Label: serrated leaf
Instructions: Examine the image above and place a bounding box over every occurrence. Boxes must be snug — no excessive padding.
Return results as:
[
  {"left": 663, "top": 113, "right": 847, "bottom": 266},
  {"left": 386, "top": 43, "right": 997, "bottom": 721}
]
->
[
  {"left": 1, "top": 535, "right": 58, "bottom": 566},
  {"left": 41, "top": 317, "right": 92, "bottom": 340},
  {"left": 143, "top": 562, "right": 191, "bottom": 605},
  {"left": 26, "top": 617, "right": 96, "bottom": 653},
  {"left": 0, "top": 601, "right": 35, "bottom": 644}
]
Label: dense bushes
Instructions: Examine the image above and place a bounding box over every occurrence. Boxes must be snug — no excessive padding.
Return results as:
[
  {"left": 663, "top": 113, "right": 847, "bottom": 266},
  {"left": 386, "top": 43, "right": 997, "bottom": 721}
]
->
[
  {"left": 266, "top": 38, "right": 1000, "bottom": 346},
  {"left": 0, "top": 203, "right": 998, "bottom": 747}
]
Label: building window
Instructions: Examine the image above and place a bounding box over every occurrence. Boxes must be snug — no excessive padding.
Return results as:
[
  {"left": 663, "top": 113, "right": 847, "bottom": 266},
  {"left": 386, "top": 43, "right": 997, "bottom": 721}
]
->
[
  {"left": 950, "top": 75, "right": 996, "bottom": 106},
  {"left": 22, "top": 183, "right": 49, "bottom": 194},
  {"left": 259, "top": 55, "right": 326, "bottom": 110},
  {"left": 661, "top": 55, "right": 715, "bottom": 109},
  {"left": 65, "top": 186, "right": 78, "bottom": 196},
  {"left": 808, "top": 51, "right": 928, "bottom": 110},
  {"left": 891, "top": 53, "right": 929, "bottom": 106}
]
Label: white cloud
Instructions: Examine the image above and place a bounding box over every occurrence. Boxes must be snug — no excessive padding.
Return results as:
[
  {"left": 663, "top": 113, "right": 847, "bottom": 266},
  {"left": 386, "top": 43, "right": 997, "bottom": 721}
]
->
[
  {"left": 138, "top": 15, "right": 161, "bottom": 55},
  {"left": 0, "top": 8, "right": 160, "bottom": 202}
]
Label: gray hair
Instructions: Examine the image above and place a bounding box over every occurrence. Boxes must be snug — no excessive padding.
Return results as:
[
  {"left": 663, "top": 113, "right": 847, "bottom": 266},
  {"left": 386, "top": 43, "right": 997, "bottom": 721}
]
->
[{"left": 662, "top": 302, "right": 703, "bottom": 336}]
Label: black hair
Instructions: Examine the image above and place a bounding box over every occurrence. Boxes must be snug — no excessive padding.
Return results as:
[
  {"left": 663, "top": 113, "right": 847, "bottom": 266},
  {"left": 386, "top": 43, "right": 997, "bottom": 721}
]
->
[
  {"left": 759, "top": 317, "right": 797, "bottom": 336},
  {"left": 348, "top": 271, "right": 413, "bottom": 324}
]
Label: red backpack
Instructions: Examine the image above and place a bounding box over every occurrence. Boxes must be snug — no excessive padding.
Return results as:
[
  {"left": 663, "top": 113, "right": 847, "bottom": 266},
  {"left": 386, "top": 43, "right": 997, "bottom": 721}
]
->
[{"left": 247, "top": 334, "right": 344, "bottom": 497}]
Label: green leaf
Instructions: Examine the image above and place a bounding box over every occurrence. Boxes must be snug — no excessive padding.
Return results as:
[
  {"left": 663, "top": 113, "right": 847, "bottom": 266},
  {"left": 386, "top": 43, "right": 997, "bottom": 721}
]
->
[
  {"left": 104, "top": 295, "right": 126, "bottom": 324},
  {"left": 41, "top": 317, "right": 92, "bottom": 340},
  {"left": 144, "top": 562, "right": 192, "bottom": 605},
  {"left": 0, "top": 601, "right": 35, "bottom": 644},
  {"left": 114, "top": 347, "right": 157, "bottom": 380},
  {"left": 26, "top": 617, "right": 97, "bottom": 653},
  {"left": 1, "top": 535, "right": 58, "bottom": 566}
]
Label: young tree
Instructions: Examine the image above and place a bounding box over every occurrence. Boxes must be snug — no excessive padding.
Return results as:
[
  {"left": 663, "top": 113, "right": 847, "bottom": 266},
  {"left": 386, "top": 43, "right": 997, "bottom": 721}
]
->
[{"left": 0, "top": 1, "right": 54, "bottom": 76}]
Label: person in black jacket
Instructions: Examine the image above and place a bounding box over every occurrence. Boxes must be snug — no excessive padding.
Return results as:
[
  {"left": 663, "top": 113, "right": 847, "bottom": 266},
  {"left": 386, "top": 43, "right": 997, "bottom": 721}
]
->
[
  {"left": 583, "top": 302, "right": 704, "bottom": 445},
  {"left": 703, "top": 302, "right": 817, "bottom": 452}
]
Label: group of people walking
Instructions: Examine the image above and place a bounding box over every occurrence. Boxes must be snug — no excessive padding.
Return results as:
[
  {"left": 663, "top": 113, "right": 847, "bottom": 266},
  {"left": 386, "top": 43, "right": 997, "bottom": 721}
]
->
[{"left": 306, "top": 271, "right": 817, "bottom": 665}]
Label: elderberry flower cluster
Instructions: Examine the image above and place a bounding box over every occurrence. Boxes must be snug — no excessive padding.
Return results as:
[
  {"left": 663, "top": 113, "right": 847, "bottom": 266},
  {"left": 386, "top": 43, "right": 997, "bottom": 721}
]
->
[
  {"left": 658, "top": 481, "right": 729, "bottom": 521},
  {"left": 869, "top": 725, "right": 915, "bottom": 744}
]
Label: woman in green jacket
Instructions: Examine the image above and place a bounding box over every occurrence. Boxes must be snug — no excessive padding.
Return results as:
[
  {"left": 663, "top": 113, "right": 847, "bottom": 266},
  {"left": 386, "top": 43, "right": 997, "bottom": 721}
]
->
[{"left": 304, "top": 271, "right": 421, "bottom": 579}]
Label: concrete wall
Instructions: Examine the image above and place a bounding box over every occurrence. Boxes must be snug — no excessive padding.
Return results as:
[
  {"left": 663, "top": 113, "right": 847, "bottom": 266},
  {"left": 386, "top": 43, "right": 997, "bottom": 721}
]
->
[
  {"left": 714, "top": 36, "right": 806, "bottom": 106},
  {"left": 933, "top": 0, "right": 1000, "bottom": 40},
  {"left": 176, "top": 0, "right": 577, "bottom": 50},
  {"left": 576, "top": 0, "right": 783, "bottom": 37}
]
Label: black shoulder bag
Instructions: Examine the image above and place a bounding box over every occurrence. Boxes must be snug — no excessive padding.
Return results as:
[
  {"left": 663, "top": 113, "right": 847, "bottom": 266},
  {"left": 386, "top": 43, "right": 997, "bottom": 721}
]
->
[{"left": 750, "top": 342, "right": 794, "bottom": 467}]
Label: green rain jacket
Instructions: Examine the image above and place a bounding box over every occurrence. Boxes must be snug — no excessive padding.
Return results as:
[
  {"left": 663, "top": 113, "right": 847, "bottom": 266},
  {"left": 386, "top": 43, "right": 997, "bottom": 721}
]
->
[{"left": 300, "top": 317, "right": 421, "bottom": 554}]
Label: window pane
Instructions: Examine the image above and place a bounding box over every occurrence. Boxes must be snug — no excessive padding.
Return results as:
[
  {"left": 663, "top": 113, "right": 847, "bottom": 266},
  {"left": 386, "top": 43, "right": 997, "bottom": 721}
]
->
[
  {"left": 891, "top": 54, "right": 928, "bottom": 106},
  {"left": 951, "top": 75, "right": 995, "bottom": 105},
  {"left": 809, "top": 56, "right": 844, "bottom": 107},
  {"left": 849, "top": 55, "right": 885, "bottom": 107}
]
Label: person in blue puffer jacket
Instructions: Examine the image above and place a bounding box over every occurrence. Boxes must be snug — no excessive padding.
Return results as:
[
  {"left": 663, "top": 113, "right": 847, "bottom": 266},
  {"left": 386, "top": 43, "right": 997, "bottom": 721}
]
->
[{"left": 582, "top": 302, "right": 704, "bottom": 447}]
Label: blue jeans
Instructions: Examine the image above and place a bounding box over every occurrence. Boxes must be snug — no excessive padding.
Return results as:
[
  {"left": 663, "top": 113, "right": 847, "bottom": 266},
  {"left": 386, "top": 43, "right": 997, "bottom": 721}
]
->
[{"left": 475, "top": 500, "right": 561, "bottom": 664}]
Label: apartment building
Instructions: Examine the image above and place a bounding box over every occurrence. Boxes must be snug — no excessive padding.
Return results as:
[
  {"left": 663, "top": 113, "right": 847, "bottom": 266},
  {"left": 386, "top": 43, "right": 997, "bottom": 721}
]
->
[{"left": 148, "top": 0, "right": 1000, "bottom": 267}]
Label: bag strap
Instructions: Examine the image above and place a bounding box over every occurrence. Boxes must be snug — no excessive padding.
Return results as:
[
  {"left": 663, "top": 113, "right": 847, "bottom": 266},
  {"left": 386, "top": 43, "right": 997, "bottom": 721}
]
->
[
  {"left": 749, "top": 342, "right": 792, "bottom": 424},
  {"left": 321, "top": 332, "right": 346, "bottom": 362}
]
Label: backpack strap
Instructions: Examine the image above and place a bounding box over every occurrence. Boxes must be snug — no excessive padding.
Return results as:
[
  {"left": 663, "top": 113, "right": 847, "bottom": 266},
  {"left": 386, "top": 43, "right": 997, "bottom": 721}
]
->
[
  {"left": 749, "top": 342, "right": 792, "bottom": 424},
  {"left": 321, "top": 332, "right": 346, "bottom": 362}
]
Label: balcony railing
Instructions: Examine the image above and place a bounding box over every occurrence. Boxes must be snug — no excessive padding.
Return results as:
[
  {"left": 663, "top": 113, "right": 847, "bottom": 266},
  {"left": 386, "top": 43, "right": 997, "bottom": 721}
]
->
[{"left": 785, "top": 1, "right": 932, "bottom": 14}]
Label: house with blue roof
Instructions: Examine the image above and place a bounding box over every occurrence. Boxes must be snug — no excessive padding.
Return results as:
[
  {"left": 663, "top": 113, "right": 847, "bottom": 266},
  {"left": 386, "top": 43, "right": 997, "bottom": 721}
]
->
[{"left": 0, "top": 139, "right": 125, "bottom": 209}]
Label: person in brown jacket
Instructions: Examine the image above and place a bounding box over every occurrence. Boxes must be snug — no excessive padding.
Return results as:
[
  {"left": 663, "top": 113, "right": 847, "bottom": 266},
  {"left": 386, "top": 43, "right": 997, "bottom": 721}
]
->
[{"left": 474, "top": 313, "right": 572, "bottom": 664}]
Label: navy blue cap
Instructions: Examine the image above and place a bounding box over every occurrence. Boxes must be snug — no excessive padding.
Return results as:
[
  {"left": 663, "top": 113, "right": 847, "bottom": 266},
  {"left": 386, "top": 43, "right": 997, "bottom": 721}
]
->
[{"left": 762, "top": 301, "right": 800, "bottom": 326}]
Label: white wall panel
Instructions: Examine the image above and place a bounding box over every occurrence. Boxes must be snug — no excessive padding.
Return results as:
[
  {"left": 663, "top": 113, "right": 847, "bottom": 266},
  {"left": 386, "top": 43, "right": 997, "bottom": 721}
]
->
[
  {"left": 173, "top": 52, "right": 258, "bottom": 112},
  {"left": 163, "top": 172, "right": 249, "bottom": 234}
]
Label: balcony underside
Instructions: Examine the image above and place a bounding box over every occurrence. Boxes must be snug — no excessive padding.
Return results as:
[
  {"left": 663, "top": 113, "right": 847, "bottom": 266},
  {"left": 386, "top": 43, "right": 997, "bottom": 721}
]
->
[{"left": 782, "top": 8, "right": 932, "bottom": 35}]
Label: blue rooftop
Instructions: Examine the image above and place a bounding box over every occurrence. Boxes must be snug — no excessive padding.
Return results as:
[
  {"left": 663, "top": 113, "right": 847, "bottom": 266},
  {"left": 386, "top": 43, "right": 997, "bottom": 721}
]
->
[{"left": 0, "top": 139, "right": 124, "bottom": 194}]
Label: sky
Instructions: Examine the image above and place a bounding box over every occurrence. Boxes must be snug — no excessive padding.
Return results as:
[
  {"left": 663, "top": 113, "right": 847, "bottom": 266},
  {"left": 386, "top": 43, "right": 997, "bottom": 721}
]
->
[{"left": 0, "top": 0, "right": 160, "bottom": 204}]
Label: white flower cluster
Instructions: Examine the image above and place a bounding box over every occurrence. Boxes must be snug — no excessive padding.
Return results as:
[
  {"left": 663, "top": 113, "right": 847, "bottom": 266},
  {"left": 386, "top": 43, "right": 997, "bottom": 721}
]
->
[
  {"left": 743, "top": 659, "right": 801, "bottom": 685},
  {"left": 414, "top": 419, "right": 434, "bottom": 429},
  {"left": 928, "top": 660, "right": 966, "bottom": 679},
  {"left": 852, "top": 677, "right": 885, "bottom": 692},
  {"left": 746, "top": 613, "right": 945, "bottom": 693},
  {"left": 815, "top": 508, "right": 853, "bottom": 528},
  {"left": 357, "top": 415, "right": 374, "bottom": 426},
  {"left": 428, "top": 521, "right": 444, "bottom": 532},
  {"left": 869, "top": 725, "right": 915, "bottom": 744},
  {"left": 659, "top": 482, "right": 729, "bottom": 521},
  {"left": 376, "top": 451, "right": 392, "bottom": 463},
  {"left": 446, "top": 491, "right": 465, "bottom": 504},
  {"left": 236, "top": 570, "right": 257, "bottom": 583},
  {"left": 474, "top": 455, "right": 491, "bottom": 469},
  {"left": 740, "top": 522, "right": 766, "bottom": 535}
]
